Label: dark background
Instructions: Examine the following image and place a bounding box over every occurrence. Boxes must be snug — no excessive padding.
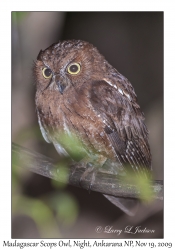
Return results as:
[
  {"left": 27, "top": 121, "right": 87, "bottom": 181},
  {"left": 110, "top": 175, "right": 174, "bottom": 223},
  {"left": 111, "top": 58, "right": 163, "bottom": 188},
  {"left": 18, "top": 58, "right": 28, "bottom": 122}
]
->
[{"left": 12, "top": 12, "right": 163, "bottom": 238}]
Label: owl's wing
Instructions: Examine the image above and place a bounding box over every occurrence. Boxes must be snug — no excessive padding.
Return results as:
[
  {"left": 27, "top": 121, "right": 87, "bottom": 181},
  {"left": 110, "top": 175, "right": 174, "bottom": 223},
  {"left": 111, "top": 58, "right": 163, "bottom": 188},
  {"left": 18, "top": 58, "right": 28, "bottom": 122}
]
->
[{"left": 90, "top": 79, "right": 152, "bottom": 174}]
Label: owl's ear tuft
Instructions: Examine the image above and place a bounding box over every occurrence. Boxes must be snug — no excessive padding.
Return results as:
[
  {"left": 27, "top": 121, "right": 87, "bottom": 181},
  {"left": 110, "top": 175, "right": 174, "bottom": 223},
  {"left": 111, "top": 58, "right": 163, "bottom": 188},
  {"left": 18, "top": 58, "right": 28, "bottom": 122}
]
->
[{"left": 37, "top": 50, "right": 43, "bottom": 61}]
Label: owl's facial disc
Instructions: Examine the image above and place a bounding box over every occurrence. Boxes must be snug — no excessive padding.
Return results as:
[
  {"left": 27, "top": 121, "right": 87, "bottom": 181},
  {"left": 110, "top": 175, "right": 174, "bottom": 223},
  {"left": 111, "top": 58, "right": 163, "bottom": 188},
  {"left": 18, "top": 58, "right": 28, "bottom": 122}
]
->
[{"left": 39, "top": 48, "right": 82, "bottom": 94}]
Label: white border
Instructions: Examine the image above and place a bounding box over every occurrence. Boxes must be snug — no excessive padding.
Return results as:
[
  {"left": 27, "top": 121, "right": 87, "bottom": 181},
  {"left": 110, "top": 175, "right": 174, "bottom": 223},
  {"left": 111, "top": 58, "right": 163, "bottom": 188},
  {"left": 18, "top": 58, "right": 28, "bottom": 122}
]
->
[{"left": 1, "top": 0, "right": 175, "bottom": 247}]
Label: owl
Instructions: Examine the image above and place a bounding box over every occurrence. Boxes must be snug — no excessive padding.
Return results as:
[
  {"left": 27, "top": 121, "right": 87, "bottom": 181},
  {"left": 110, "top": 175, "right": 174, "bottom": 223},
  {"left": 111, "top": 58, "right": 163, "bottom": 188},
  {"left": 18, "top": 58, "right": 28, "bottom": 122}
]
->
[{"left": 34, "top": 40, "right": 152, "bottom": 216}]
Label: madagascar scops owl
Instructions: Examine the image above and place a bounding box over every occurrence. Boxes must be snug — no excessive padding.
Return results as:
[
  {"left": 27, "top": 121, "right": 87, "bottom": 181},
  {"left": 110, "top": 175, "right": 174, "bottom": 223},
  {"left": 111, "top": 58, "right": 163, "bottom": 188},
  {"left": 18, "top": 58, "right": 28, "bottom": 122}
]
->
[{"left": 34, "top": 40, "right": 152, "bottom": 216}]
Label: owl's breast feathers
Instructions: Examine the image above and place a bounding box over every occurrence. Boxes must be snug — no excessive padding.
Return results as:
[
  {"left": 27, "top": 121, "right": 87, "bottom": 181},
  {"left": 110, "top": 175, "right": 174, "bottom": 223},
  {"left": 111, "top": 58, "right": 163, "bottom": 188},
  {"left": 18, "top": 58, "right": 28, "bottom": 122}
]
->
[{"left": 36, "top": 77, "right": 151, "bottom": 175}]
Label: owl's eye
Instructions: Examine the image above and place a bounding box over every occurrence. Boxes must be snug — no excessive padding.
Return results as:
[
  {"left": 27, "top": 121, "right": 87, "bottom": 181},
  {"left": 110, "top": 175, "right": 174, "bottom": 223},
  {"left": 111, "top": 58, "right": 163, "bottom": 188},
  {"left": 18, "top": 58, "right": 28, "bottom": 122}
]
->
[
  {"left": 67, "top": 63, "right": 81, "bottom": 75},
  {"left": 42, "top": 67, "right": 52, "bottom": 79}
]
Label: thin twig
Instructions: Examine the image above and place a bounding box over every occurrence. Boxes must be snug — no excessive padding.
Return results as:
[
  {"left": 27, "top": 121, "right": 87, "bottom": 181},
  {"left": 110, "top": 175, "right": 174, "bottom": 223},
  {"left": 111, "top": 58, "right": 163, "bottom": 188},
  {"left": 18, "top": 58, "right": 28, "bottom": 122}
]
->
[{"left": 12, "top": 142, "right": 163, "bottom": 200}]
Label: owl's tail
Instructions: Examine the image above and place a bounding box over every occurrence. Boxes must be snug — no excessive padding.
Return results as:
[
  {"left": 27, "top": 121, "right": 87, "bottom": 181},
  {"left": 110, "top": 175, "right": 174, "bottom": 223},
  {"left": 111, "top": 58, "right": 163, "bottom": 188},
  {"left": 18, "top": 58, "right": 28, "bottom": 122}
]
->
[{"left": 103, "top": 194, "right": 139, "bottom": 216}]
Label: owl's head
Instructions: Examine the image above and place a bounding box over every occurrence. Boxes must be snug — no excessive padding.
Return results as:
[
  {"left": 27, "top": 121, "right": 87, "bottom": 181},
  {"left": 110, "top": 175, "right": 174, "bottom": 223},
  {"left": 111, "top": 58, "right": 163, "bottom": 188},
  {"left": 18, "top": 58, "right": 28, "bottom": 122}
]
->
[{"left": 34, "top": 40, "right": 108, "bottom": 94}]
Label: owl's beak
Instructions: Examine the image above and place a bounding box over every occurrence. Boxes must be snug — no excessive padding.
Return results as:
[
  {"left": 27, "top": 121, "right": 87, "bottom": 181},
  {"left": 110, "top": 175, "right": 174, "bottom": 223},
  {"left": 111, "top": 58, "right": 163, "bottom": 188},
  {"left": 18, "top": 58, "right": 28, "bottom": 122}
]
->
[
  {"left": 57, "top": 82, "right": 67, "bottom": 95},
  {"left": 54, "top": 75, "right": 67, "bottom": 95}
]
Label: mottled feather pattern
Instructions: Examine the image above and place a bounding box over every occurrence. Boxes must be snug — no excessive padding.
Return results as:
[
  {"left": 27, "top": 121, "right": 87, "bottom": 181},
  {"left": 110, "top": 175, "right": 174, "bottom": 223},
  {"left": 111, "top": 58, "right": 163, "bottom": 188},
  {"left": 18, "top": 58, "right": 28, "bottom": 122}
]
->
[{"left": 90, "top": 80, "right": 151, "bottom": 174}]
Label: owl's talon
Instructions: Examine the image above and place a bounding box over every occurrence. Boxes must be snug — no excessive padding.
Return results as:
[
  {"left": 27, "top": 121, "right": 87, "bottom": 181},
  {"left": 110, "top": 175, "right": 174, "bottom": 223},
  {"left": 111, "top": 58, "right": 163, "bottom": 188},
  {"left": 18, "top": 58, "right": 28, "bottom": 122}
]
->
[
  {"left": 70, "top": 161, "right": 87, "bottom": 177},
  {"left": 88, "top": 171, "right": 97, "bottom": 193},
  {"left": 79, "top": 163, "right": 99, "bottom": 192},
  {"left": 70, "top": 164, "right": 78, "bottom": 177},
  {"left": 79, "top": 163, "right": 93, "bottom": 187}
]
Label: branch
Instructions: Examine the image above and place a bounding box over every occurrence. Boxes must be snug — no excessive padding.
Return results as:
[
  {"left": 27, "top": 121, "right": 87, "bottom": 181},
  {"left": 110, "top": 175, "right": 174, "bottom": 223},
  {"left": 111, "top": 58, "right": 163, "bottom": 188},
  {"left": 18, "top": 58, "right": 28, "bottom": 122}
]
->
[{"left": 12, "top": 142, "right": 163, "bottom": 200}]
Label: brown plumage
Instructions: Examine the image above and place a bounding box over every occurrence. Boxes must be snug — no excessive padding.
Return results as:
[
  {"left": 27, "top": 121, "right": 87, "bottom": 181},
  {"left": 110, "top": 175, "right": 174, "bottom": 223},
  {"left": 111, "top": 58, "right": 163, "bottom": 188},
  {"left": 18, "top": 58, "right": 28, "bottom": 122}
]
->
[{"left": 34, "top": 40, "right": 152, "bottom": 215}]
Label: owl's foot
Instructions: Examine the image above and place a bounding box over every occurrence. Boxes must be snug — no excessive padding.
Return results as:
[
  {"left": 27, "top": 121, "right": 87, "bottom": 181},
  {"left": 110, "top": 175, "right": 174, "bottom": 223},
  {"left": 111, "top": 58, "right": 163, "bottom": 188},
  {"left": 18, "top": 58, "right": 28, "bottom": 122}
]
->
[
  {"left": 70, "top": 160, "right": 88, "bottom": 177},
  {"left": 79, "top": 163, "right": 99, "bottom": 192},
  {"left": 70, "top": 164, "right": 81, "bottom": 177}
]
